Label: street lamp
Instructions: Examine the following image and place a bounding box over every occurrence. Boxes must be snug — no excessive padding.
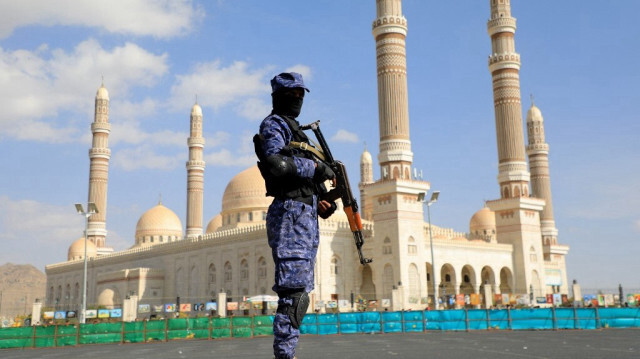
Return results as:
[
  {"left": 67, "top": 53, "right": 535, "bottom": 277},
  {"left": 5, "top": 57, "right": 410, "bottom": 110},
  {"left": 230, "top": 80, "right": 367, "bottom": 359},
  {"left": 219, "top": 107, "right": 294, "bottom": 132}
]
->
[
  {"left": 418, "top": 191, "right": 440, "bottom": 309},
  {"left": 75, "top": 202, "right": 98, "bottom": 324}
]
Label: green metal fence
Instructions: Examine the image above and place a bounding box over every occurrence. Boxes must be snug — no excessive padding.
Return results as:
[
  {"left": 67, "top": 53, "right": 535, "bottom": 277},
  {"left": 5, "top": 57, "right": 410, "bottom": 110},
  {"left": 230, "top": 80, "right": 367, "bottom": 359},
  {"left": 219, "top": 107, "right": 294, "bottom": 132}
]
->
[{"left": 1, "top": 308, "right": 639, "bottom": 350}]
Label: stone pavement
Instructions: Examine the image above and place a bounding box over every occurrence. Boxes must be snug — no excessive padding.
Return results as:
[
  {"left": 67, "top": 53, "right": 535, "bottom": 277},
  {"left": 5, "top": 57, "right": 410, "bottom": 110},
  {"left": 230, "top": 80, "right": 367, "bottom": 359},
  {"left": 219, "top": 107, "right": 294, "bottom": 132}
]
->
[{"left": 2, "top": 329, "right": 639, "bottom": 359}]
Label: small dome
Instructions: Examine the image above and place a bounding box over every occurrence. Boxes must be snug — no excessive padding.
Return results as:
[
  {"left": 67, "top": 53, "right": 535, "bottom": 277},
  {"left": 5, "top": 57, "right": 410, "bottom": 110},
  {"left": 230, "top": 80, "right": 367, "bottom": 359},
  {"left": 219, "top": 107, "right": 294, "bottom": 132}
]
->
[
  {"left": 96, "top": 84, "right": 109, "bottom": 100},
  {"left": 222, "top": 166, "right": 272, "bottom": 213},
  {"left": 526, "top": 104, "right": 543, "bottom": 123},
  {"left": 68, "top": 238, "right": 97, "bottom": 261},
  {"left": 191, "top": 103, "right": 202, "bottom": 116},
  {"left": 470, "top": 207, "right": 496, "bottom": 232},
  {"left": 360, "top": 149, "right": 372, "bottom": 164},
  {"left": 469, "top": 206, "right": 496, "bottom": 242},
  {"left": 205, "top": 214, "right": 223, "bottom": 234},
  {"left": 134, "top": 203, "right": 182, "bottom": 247}
]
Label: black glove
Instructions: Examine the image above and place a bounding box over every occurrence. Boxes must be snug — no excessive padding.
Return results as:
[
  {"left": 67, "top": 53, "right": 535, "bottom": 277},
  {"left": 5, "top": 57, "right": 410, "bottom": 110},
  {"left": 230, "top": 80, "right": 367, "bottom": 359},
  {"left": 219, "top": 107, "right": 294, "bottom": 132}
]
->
[
  {"left": 319, "top": 201, "right": 337, "bottom": 219},
  {"left": 313, "top": 161, "right": 335, "bottom": 183}
]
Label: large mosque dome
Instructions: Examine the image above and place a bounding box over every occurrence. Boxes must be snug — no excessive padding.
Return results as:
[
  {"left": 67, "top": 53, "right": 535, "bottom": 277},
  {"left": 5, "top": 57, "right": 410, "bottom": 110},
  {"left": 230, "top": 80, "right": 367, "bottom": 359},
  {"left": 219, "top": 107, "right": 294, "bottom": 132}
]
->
[
  {"left": 469, "top": 206, "right": 496, "bottom": 243},
  {"left": 68, "top": 237, "right": 97, "bottom": 261},
  {"left": 134, "top": 203, "right": 182, "bottom": 247},
  {"left": 217, "top": 165, "right": 272, "bottom": 229}
]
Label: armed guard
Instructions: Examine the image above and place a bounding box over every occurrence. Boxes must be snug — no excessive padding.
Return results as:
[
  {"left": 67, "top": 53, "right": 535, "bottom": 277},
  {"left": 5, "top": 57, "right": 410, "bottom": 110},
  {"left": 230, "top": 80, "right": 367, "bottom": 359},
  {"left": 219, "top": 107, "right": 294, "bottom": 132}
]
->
[{"left": 254, "top": 72, "right": 337, "bottom": 359}]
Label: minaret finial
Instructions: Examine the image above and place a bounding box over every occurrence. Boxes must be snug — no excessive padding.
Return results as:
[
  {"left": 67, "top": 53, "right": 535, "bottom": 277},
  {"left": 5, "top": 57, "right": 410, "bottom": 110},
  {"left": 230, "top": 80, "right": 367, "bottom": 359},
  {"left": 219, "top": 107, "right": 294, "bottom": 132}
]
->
[
  {"left": 364, "top": 141, "right": 367, "bottom": 151},
  {"left": 158, "top": 193, "right": 162, "bottom": 205},
  {"left": 195, "top": 94, "right": 198, "bottom": 105},
  {"left": 530, "top": 93, "right": 535, "bottom": 106},
  {"left": 101, "top": 74, "right": 104, "bottom": 87}
]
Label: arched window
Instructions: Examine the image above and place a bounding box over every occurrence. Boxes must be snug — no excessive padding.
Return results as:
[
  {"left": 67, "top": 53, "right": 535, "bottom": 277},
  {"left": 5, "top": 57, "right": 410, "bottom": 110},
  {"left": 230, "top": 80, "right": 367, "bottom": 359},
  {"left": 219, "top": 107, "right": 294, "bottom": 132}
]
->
[
  {"left": 65, "top": 284, "right": 71, "bottom": 303},
  {"left": 257, "top": 257, "right": 267, "bottom": 279},
  {"left": 383, "top": 237, "right": 392, "bottom": 255},
  {"left": 74, "top": 282, "right": 79, "bottom": 302},
  {"left": 330, "top": 256, "right": 340, "bottom": 276},
  {"left": 208, "top": 263, "right": 216, "bottom": 296},
  {"left": 48, "top": 286, "right": 54, "bottom": 304},
  {"left": 224, "top": 262, "right": 232, "bottom": 282},
  {"left": 240, "top": 259, "right": 249, "bottom": 280}
]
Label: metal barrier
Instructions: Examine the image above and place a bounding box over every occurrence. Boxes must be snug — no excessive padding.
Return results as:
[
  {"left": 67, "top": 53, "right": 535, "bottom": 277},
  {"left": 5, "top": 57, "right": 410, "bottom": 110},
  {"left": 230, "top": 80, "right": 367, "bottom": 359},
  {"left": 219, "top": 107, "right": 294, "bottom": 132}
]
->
[{"left": 1, "top": 308, "right": 639, "bottom": 350}]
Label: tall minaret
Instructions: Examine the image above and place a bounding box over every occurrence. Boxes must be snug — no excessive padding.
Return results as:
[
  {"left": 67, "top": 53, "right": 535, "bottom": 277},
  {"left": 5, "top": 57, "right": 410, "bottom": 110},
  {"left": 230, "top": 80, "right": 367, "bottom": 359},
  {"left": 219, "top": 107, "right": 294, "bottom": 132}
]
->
[
  {"left": 526, "top": 101, "right": 557, "bottom": 247},
  {"left": 358, "top": 144, "right": 374, "bottom": 221},
  {"left": 485, "top": 0, "right": 548, "bottom": 295},
  {"left": 368, "top": 0, "right": 430, "bottom": 310},
  {"left": 87, "top": 82, "right": 111, "bottom": 251},
  {"left": 487, "top": 0, "right": 530, "bottom": 198},
  {"left": 185, "top": 101, "right": 205, "bottom": 239},
  {"left": 372, "top": 0, "right": 413, "bottom": 180}
]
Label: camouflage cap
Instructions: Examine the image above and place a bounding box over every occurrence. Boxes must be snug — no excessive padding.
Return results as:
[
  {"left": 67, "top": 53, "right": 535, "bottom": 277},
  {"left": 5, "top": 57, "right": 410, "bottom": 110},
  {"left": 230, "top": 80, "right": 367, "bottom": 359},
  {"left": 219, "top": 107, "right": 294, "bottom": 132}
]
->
[{"left": 270, "top": 72, "right": 310, "bottom": 94}]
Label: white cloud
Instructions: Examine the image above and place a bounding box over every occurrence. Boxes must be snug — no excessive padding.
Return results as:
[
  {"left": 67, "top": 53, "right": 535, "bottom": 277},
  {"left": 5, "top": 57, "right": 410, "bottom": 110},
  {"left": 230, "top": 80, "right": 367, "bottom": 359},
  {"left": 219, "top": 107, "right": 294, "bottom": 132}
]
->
[
  {"left": 235, "top": 97, "right": 271, "bottom": 121},
  {"left": 112, "top": 145, "right": 183, "bottom": 171},
  {"left": 0, "top": 40, "right": 169, "bottom": 143},
  {"left": 205, "top": 131, "right": 231, "bottom": 148},
  {"left": 205, "top": 149, "right": 255, "bottom": 167},
  {"left": 0, "top": 0, "right": 204, "bottom": 39},
  {"left": 0, "top": 196, "right": 82, "bottom": 246},
  {"left": 170, "top": 60, "right": 273, "bottom": 117},
  {"left": 331, "top": 129, "right": 359, "bottom": 143}
]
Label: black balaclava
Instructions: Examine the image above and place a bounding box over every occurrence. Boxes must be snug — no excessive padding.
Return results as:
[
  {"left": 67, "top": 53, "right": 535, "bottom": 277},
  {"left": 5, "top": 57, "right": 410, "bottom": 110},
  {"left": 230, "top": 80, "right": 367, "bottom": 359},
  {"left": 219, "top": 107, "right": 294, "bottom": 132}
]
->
[{"left": 272, "top": 90, "right": 303, "bottom": 118}]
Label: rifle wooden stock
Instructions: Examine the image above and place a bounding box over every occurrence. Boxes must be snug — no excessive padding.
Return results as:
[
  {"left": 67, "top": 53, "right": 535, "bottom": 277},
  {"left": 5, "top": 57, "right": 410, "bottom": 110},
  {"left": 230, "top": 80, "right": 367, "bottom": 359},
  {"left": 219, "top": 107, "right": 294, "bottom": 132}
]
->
[{"left": 301, "top": 121, "right": 372, "bottom": 265}]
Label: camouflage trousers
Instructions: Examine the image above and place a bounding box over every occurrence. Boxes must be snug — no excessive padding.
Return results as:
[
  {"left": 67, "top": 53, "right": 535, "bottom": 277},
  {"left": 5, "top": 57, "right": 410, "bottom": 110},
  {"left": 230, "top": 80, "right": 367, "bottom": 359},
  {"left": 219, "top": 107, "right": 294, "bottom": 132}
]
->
[{"left": 266, "top": 197, "right": 319, "bottom": 359}]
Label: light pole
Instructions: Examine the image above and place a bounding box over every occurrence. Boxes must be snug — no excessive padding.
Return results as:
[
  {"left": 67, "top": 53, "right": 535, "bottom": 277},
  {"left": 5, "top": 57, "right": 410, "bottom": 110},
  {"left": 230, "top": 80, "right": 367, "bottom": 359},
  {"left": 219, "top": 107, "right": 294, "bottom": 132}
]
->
[
  {"left": 418, "top": 191, "right": 440, "bottom": 309},
  {"left": 75, "top": 202, "right": 98, "bottom": 324}
]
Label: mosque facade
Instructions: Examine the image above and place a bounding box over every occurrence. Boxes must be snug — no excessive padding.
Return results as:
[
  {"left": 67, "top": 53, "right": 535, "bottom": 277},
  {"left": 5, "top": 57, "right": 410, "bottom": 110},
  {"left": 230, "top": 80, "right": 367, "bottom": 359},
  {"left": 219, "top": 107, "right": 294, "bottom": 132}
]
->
[{"left": 45, "top": 0, "right": 569, "bottom": 313}]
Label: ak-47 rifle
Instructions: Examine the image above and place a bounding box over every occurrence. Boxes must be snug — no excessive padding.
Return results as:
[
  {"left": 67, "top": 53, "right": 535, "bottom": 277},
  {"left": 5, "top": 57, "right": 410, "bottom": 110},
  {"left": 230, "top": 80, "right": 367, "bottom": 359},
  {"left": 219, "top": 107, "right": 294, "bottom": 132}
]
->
[{"left": 299, "top": 121, "right": 373, "bottom": 265}]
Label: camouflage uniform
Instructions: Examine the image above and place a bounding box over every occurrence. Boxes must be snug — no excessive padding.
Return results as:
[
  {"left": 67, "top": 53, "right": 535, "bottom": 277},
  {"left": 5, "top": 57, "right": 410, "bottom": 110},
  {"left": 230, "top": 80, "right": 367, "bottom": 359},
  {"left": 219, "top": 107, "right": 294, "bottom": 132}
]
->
[{"left": 259, "top": 113, "right": 318, "bottom": 359}]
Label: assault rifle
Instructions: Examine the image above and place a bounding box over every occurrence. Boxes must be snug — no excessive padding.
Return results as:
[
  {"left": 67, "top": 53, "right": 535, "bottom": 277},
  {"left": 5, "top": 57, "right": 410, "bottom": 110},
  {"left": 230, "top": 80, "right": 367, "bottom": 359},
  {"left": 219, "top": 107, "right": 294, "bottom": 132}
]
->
[{"left": 299, "top": 121, "right": 373, "bottom": 265}]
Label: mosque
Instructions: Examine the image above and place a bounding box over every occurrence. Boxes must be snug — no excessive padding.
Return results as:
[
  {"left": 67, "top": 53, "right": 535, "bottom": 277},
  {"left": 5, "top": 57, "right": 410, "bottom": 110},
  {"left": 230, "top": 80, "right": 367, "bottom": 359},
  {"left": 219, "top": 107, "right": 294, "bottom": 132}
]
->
[{"left": 45, "top": 0, "right": 569, "bottom": 313}]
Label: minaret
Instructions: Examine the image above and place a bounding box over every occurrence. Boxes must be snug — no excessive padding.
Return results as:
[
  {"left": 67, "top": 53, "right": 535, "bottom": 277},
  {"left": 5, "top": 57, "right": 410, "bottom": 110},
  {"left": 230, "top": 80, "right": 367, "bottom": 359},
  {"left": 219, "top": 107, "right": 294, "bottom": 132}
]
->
[
  {"left": 358, "top": 144, "right": 374, "bottom": 221},
  {"left": 526, "top": 100, "right": 557, "bottom": 247},
  {"left": 368, "top": 0, "right": 430, "bottom": 310},
  {"left": 487, "top": 0, "right": 530, "bottom": 198},
  {"left": 526, "top": 100, "right": 570, "bottom": 294},
  {"left": 87, "top": 82, "right": 111, "bottom": 252},
  {"left": 185, "top": 101, "right": 205, "bottom": 239},
  {"left": 372, "top": 0, "right": 413, "bottom": 180},
  {"left": 485, "top": 0, "right": 548, "bottom": 295}
]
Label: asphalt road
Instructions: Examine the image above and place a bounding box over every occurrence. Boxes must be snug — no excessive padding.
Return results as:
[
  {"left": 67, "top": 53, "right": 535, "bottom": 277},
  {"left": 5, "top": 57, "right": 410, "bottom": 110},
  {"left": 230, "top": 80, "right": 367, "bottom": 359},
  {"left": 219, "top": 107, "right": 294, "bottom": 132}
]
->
[{"left": 2, "top": 329, "right": 639, "bottom": 359}]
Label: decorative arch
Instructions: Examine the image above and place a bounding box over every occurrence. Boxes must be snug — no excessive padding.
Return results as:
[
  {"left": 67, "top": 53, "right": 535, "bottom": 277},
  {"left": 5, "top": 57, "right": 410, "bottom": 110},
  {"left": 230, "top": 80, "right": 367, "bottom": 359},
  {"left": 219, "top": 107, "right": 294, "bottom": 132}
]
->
[
  {"left": 208, "top": 263, "right": 216, "bottom": 297},
  {"left": 531, "top": 270, "right": 542, "bottom": 297},
  {"left": 499, "top": 267, "right": 513, "bottom": 294},
  {"left": 330, "top": 255, "right": 341, "bottom": 277},
  {"left": 224, "top": 261, "right": 233, "bottom": 283},
  {"left": 382, "top": 264, "right": 394, "bottom": 300},
  {"left": 97, "top": 287, "right": 121, "bottom": 309},
  {"left": 408, "top": 263, "right": 421, "bottom": 303},
  {"left": 189, "top": 265, "right": 199, "bottom": 298},
  {"left": 240, "top": 259, "right": 249, "bottom": 281},
  {"left": 257, "top": 257, "right": 267, "bottom": 280},
  {"left": 439, "top": 263, "right": 456, "bottom": 304},
  {"left": 359, "top": 265, "right": 376, "bottom": 300},
  {"left": 459, "top": 265, "right": 477, "bottom": 295},
  {"left": 481, "top": 266, "right": 496, "bottom": 286}
]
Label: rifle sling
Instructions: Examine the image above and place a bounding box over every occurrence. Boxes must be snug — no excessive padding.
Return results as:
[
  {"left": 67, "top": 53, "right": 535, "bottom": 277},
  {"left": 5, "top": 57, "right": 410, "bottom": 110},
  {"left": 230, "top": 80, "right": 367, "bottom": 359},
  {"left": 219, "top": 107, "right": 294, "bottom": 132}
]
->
[{"left": 289, "top": 141, "right": 326, "bottom": 162}]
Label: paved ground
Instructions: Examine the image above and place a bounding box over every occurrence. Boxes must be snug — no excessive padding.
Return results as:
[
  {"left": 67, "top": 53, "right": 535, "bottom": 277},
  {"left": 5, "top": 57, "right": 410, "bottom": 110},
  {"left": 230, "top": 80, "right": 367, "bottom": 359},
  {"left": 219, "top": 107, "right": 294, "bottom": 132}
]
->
[{"left": 2, "top": 329, "right": 639, "bottom": 359}]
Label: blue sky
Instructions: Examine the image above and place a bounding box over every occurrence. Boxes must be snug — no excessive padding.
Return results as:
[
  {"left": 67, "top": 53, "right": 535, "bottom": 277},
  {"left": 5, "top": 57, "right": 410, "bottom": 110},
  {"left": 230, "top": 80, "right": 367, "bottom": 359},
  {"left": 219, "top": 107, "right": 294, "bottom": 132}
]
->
[{"left": 0, "top": 0, "right": 638, "bottom": 292}]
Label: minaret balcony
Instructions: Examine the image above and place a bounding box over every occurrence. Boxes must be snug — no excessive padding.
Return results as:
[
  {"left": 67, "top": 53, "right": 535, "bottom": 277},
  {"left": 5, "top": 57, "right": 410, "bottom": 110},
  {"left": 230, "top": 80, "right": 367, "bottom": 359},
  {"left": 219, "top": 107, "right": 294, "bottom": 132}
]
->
[
  {"left": 487, "top": 17, "right": 516, "bottom": 36},
  {"left": 89, "top": 148, "right": 111, "bottom": 159},
  {"left": 488, "top": 53, "right": 521, "bottom": 72},
  {"left": 188, "top": 137, "right": 205, "bottom": 147},
  {"left": 91, "top": 122, "right": 111, "bottom": 133},
  {"left": 186, "top": 160, "right": 206, "bottom": 170}
]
